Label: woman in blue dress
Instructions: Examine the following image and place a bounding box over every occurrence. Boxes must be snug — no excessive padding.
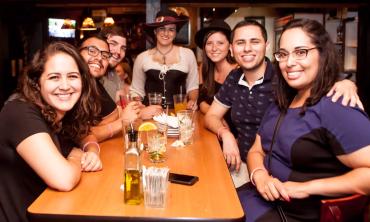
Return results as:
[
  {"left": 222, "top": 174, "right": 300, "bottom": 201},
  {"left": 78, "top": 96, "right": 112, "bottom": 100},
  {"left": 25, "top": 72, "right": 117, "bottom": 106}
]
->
[{"left": 242, "top": 19, "right": 370, "bottom": 222}]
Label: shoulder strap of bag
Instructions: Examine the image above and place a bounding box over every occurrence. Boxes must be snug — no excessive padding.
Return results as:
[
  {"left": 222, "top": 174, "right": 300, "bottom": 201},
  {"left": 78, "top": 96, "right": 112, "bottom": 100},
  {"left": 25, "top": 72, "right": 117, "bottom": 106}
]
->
[
  {"left": 267, "top": 112, "right": 288, "bottom": 222},
  {"left": 267, "top": 112, "right": 285, "bottom": 171}
]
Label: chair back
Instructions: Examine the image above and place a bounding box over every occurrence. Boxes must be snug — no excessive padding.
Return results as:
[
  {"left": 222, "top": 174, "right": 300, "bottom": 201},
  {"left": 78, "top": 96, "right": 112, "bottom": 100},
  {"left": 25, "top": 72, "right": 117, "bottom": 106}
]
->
[{"left": 320, "top": 194, "right": 369, "bottom": 222}]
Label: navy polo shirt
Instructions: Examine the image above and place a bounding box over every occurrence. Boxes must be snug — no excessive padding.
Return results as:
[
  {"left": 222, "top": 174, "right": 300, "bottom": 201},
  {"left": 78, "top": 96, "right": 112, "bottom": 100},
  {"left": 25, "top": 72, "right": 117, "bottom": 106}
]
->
[{"left": 214, "top": 58, "right": 275, "bottom": 162}]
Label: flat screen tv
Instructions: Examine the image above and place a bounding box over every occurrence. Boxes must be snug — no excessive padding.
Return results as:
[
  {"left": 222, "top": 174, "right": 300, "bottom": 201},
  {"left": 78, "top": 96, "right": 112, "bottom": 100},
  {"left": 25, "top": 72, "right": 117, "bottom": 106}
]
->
[{"left": 48, "top": 18, "right": 76, "bottom": 38}]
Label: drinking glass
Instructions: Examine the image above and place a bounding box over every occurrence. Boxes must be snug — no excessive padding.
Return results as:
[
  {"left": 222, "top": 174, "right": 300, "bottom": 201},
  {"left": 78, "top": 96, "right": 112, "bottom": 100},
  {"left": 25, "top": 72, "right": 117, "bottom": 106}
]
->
[
  {"left": 119, "top": 94, "right": 130, "bottom": 108},
  {"left": 148, "top": 92, "right": 162, "bottom": 106},
  {"left": 147, "top": 129, "right": 166, "bottom": 163},
  {"left": 173, "top": 94, "right": 187, "bottom": 114},
  {"left": 177, "top": 110, "right": 194, "bottom": 145}
]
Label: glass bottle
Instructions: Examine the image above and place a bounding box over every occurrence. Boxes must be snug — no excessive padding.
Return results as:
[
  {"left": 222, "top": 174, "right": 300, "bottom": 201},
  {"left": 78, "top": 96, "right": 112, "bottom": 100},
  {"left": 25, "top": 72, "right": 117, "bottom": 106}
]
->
[{"left": 124, "top": 127, "right": 142, "bottom": 205}]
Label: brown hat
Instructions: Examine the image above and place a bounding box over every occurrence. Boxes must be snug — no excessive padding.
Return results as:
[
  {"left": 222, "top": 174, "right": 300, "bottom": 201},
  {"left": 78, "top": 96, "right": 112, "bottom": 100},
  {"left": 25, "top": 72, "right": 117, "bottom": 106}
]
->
[
  {"left": 194, "top": 19, "right": 231, "bottom": 49},
  {"left": 144, "top": 9, "right": 189, "bottom": 44},
  {"left": 144, "top": 9, "right": 188, "bottom": 29}
]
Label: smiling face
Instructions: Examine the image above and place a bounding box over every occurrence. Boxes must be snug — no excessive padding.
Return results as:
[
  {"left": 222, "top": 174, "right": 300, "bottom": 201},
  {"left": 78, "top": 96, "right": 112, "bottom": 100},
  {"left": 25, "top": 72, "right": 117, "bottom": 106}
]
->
[
  {"left": 155, "top": 24, "right": 176, "bottom": 46},
  {"left": 39, "top": 52, "right": 82, "bottom": 121},
  {"left": 106, "top": 34, "right": 127, "bottom": 68},
  {"left": 80, "top": 37, "right": 109, "bottom": 78},
  {"left": 278, "top": 27, "right": 320, "bottom": 96},
  {"left": 230, "top": 25, "right": 267, "bottom": 74},
  {"left": 204, "top": 31, "right": 230, "bottom": 64}
]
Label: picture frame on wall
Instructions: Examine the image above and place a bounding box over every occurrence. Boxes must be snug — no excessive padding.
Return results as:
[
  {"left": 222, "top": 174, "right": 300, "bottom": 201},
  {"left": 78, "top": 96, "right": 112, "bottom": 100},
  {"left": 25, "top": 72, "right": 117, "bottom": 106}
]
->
[{"left": 245, "top": 16, "right": 265, "bottom": 26}]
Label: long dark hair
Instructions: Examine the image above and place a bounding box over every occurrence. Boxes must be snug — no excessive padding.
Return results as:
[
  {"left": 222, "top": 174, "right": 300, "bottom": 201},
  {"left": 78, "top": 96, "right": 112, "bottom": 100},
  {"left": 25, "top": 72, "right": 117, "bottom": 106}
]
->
[
  {"left": 201, "top": 30, "right": 236, "bottom": 97},
  {"left": 18, "top": 41, "right": 101, "bottom": 142},
  {"left": 275, "top": 19, "right": 340, "bottom": 113}
]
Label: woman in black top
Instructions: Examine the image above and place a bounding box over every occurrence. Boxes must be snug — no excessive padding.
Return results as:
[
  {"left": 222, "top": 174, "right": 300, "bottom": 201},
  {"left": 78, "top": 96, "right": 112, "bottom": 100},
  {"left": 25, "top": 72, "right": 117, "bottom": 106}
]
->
[
  {"left": 195, "top": 20, "right": 238, "bottom": 137},
  {"left": 0, "top": 42, "right": 101, "bottom": 222}
]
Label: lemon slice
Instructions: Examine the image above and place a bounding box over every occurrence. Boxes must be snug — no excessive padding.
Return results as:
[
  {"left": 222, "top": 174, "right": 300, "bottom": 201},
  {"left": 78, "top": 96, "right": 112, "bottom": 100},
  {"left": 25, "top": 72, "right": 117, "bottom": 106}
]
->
[{"left": 138, "top": 122, "right": 157, "bottom": 131}]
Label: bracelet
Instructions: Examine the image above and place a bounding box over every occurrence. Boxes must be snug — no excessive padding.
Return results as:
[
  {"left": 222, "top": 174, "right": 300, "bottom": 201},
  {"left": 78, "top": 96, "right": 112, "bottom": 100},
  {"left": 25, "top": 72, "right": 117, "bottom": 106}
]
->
[
  {"left": 107, "top": 123, "right": 114, "bottom": 138},
  {"left": 250, "top": 167, "right": 267, "bottom": 186},
  {"left": 217, "top": 126, "right": 229, "bottom": 140},
  {"left": 82, "top": 141, "right": 100, "bottom": 154}
]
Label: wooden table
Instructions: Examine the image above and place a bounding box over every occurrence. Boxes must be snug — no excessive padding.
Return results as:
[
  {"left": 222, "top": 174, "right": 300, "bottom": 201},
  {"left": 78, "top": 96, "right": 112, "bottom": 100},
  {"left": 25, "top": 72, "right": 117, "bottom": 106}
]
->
[{"left": 27, "top": 113, "right": 245, "bottom": 222}]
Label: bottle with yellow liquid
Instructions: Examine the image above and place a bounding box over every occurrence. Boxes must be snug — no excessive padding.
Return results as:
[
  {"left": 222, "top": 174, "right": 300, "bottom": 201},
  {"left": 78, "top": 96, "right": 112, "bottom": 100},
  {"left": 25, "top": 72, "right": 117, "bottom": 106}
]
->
[{"left": 124, "top": 129, "right": 142, "bottom": 205}]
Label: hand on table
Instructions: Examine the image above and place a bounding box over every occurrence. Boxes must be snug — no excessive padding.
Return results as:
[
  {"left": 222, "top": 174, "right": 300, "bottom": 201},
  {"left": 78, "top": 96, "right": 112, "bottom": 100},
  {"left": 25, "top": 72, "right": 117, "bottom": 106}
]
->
[
  {"left": 81, "top": 151, "right": 102, "bottom": 172},
  {"left": 139, "top": 105, "right": 163, "bottom": 120},
  {"left": 187, "top": 99, "right": 198, "bottom": 111},
  {"left": 221, "top": 132, "right": 241, "bottom": 172}
]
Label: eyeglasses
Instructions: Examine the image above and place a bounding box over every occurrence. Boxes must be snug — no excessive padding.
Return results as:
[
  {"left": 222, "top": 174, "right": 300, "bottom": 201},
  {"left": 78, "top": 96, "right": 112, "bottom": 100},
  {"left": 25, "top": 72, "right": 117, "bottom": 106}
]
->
[
  {"left": 156, "top": 27, "right": 176, "bottom": 34},
  {"left": 80, "top": 45, "right": 111, "bottom": 60},
  {"left": 274, "top": 47, "right": 318, "bottom": 62}
]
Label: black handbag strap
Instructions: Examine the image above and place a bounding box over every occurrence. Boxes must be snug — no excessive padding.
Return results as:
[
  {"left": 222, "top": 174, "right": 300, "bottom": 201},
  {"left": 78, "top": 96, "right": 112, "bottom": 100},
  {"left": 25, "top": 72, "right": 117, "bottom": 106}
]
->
[
  {"left": 267, "top": 112, "right": 285, "bottom": 171},
  {"left": 267, "top": 112, "right": 288, "bottom": 222}
]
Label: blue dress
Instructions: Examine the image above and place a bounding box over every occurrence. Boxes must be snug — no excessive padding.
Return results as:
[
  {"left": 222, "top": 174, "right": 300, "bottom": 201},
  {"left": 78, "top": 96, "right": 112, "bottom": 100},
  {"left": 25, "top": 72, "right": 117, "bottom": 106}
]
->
[{"left": 238, "top": 97, "right": 370, "bottom": 222}]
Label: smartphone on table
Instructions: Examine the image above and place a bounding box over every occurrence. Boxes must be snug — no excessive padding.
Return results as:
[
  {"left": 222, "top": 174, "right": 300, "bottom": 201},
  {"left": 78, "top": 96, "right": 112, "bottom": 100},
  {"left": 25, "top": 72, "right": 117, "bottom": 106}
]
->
[{"left": 168, "top": 172, "right": 199, "bottom": 186}]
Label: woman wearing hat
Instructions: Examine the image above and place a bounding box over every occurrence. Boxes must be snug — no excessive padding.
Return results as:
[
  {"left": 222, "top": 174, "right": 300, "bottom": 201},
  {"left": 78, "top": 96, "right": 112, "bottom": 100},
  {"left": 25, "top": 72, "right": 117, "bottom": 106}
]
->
[
  {"left": 195, "top": 20, "right": 238, "bottom": 137},
  {"left": 196, "top": 19, "right": 248, "bottom": 187},
  {"left": 130, "top": 9, "right": 199, "bottom": 111}
]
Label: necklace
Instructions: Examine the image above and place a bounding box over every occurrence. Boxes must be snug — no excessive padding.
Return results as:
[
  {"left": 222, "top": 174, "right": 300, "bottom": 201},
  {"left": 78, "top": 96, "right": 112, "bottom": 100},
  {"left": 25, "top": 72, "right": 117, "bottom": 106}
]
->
[{"left": 156, "top": 45, "right": 174, "bottom": 64}]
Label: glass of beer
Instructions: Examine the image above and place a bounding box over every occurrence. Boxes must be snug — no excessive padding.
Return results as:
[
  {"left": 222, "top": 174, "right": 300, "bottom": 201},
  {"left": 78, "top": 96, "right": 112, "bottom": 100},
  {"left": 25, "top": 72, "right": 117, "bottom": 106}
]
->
[{"left": 173, "top": 94, "right": 187, "bottom": 114}]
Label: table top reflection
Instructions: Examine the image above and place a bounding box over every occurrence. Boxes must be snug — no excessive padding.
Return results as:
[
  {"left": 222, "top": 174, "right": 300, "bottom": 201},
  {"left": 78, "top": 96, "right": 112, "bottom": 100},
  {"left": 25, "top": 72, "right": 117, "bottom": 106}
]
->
[{"left": 27, "top": 113, "right": 245, "bottom": 222}]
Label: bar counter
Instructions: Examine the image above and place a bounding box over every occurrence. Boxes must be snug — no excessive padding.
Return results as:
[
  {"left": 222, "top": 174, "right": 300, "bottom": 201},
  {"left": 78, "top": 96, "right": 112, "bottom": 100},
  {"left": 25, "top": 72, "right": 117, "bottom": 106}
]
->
[{"left": 27, "top": 113, "right": 245, "bottom": 222}]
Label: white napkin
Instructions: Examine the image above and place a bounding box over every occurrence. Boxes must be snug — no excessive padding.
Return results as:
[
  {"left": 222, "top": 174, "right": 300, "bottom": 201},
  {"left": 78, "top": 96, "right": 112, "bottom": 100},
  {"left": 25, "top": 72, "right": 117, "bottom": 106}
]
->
[
  {"left": 171, "top": 140, "right": 185, "bottom": 147},
  {"left": 153, "top": 113, "right": 179, "bottom": 128},
  {"left": 230, "top": 162, "right": 249, "bottom": 188}
]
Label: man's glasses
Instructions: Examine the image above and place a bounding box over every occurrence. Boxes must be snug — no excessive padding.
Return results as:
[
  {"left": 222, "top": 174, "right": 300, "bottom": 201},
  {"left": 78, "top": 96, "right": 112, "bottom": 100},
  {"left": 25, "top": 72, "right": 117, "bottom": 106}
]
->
[
  {"left": 274, "top": 47, "right": 318, "bottom": 62},
  {"left": 80, "top": 45, "right": 111, "bottom": 60}
]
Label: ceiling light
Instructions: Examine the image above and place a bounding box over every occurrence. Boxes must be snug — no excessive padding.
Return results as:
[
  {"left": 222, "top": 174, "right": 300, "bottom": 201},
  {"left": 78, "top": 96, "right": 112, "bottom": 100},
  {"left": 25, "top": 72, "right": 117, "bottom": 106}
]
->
[
  {"left": 80, "top": 17, "right": 97, "bottom": 30},
  {"left": 103, "top": 17, "right": 115, "bottom": 27}
]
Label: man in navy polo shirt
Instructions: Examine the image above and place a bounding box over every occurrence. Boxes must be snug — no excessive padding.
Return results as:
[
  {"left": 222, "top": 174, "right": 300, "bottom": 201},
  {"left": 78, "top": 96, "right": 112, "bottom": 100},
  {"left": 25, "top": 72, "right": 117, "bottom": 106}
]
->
[{"left": 204, "top": 20, "right": 361, "bottom": 186}]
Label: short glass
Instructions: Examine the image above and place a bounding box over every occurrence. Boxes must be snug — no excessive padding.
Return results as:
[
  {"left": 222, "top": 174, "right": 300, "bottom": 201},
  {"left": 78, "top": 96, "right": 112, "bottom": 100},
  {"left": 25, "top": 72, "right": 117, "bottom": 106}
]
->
[
  {"left": 147, "top": 130, "right": 167, "bottom": 163},
  {"left": 173, "top": 94, "right": 187, "bottom": 114},
  {"left": 148, "top": 92, "right": 162, "bottom": 106},
  {"left": 177, "top": 110, "right": 194, "bottom": 145}
]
